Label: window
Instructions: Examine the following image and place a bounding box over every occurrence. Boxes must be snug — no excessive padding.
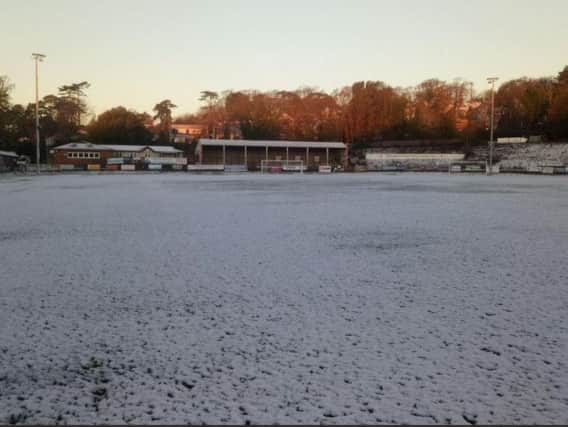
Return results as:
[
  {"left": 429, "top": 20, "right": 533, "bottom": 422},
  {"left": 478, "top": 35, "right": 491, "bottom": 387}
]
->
[{"left": 66, "top": 151, "right": 100, "bottom": 159}]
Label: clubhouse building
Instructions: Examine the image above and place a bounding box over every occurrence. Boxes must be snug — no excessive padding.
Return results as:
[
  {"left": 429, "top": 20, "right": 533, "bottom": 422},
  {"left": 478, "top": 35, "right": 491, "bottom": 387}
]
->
[{"left": 51, "top": 142, "right": 186, "bottom": 171}]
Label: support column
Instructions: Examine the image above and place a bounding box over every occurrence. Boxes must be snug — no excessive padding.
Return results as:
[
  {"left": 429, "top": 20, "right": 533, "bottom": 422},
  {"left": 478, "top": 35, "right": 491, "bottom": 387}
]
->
[
  {"left": 265, "top": 145, "right": 269, "bottom": 161},
  {"left": 244, "top": 145, "right": 247, "bottom": 167},
  {"left": 222, "top": 145, "right": 226, "bottom": 166},
  {"left": 326, "top": 147, "right": 329, "bottom": 165},
  {"left": 306, "top": 147, "right": 309, "bottom": 169},
  {"left": 286, "top": 146, "right": 289, "bottom": 162}
]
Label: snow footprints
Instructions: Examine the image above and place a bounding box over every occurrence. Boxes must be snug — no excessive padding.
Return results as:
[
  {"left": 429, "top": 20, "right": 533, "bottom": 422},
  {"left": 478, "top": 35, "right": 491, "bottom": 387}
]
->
[{"left": 1, "top": 173, "right": 568, "bottom": 423}]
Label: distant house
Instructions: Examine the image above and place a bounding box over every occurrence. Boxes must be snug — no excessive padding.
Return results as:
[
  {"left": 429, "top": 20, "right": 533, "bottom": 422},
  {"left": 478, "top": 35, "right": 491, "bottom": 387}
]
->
[
  {"left": 0, "top": 150, "right": 18, "bottom": 172},
  {"left": 171, "top": 124, "right": 207, "bottom": 143},
  {"left": 172, "top": 123, "right": 243, "bottom": 143},
  {"left": 51, "top": 142, "right": 186, "bottom": 171}
]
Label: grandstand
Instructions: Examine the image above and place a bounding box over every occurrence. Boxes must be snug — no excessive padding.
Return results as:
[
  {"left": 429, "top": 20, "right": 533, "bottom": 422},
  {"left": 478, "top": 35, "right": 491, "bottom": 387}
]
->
[
  {"left": 354, "top": 139, "right": 469, "bottom": 172},
  {"left": 195, "top": 139, "right": 346, "bottom": 172},
  {"left": 366, "top": 152, "right": 465, "bottom": 172},
  {"left": 356, "top": 139, "right": 568, "bottom": 175},
  {"left": 466, "top": 142, "right": 568, "bottom": 174}
]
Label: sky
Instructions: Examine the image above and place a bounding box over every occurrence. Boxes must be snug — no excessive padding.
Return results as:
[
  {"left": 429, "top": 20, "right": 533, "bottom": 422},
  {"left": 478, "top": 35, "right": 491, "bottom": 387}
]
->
[{"left": 2, "top": 0, "right": 567, "bottom": 117}]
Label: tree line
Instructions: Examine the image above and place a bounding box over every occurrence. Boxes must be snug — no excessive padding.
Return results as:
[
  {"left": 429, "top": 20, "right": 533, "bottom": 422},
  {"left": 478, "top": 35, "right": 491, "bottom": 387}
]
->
[
  {"left": 0, "top": 79, "right": 91, "bottom": 160},
  {"left": 1, "top": 65, "right": 567, "bottom": 160},
  {"left": 190, "top": 66, "right": 568, "bottom": 145}
]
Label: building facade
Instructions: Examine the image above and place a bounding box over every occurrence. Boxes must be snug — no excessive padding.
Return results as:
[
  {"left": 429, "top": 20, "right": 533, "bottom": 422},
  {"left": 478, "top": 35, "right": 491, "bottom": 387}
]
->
[{"left": 51, "top": 142, "right": 186, "bottom": 170}]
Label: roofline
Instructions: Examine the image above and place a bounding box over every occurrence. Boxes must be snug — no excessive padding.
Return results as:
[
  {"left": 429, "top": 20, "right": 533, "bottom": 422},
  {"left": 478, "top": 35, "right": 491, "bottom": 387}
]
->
[
  {"left": 197, "top": 138, "right": 346, "bottom": 148},
  {"left": 53, "top": 144, "right": 183, "bottom": 153},
  {"left": 53, "top": 145, "right": 102, "bottom": 151},
  {"left": 0, "top": 150, "right": 18, "bottom": 158},
  {"left": 172, "top": 123, "right": 206, "bottom": 127}
]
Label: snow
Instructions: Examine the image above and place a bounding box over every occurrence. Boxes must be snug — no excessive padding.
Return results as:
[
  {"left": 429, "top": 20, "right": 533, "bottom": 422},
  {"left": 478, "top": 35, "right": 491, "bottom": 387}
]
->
[{"left": 0, "top": 172, "right": 567, "bottom": 424}]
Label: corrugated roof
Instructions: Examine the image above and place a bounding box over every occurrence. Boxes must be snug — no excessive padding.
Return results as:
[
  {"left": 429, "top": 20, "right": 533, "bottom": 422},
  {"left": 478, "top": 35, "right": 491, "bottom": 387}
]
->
[
  {"left": 197, "top": 139, "right": 346, "bottom": 149},
  {"left": 147, "top": 146, "right": 183, "bottom": 154},
  {"left": 53, "top": 142, "right": 101, "bottom": 151},
  {"left": 102, "top": 145, "right": 182, "bottom": 153},
  {"left": 0, "top": 150, "right": 18, "bottom": 158},
  {"left": 53, "top": 143, "right": 182, "bottom": 154}
]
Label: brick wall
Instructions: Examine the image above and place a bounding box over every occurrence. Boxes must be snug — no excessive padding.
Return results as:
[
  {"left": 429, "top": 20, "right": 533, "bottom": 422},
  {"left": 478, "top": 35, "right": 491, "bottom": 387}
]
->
[{"left": 51, "top": 150, "right": 114, "bottom": 169}]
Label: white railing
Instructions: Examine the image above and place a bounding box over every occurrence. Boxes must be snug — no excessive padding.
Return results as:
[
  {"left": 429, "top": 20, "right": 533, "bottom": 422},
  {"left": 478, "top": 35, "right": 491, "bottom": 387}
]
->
[
  {"left": 365, "top": 153, "right": 465, "bottom": 161},
  {"left": 261, "top": 160, "right": 304, "bottom": 174},
  {"left": 187, "top": 164, "right": 225, "bottom": 171}
]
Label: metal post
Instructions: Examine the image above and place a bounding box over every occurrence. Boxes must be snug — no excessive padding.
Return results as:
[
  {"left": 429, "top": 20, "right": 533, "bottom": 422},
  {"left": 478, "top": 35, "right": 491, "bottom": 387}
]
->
[
  {"left": 487, "top": 77, "right": 498, "bottom": 175},
  {"left": 326, "top": 147, "right": 329, "bottom": 165},
  {"left": 32, "top": 53, "right": 46, "bottom": 174},
  {"left": 489, "top": 97, "right": 493, "bottom": 174},
  {"left": 286, "top": 146, "right": 289, "bottom": 162},
  {"left": 306, "top": 147, "right": 309, "bottom": 170},
  {"left": 244, "top": 145, "right": 247, "bottom": 168},
  {"left": 265, "top": 145, "right": 268, "bottom": 161},
  {"left": 35, "top": 58, "right": 39, "bottom": 173},
  {"left": 222, "top": 144, "right": 226, "bottom": 166}
]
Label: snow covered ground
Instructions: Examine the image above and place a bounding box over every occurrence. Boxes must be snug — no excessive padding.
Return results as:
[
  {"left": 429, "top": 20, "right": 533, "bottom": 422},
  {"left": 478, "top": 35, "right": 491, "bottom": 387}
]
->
[{"left": 0, "top": 172, "right": 567, "bottom": 424}]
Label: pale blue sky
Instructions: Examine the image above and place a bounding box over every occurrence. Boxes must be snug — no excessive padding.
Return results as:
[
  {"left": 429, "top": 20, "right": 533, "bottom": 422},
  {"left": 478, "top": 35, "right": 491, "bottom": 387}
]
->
[{"left": 2, "top": 0, "right": 567, "bottom": 116}]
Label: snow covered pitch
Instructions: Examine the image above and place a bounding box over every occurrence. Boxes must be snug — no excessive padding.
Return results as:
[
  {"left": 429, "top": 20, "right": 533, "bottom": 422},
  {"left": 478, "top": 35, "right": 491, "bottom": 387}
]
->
[{"left": 1, "top": 173, "right": 567, "bottom": 424}]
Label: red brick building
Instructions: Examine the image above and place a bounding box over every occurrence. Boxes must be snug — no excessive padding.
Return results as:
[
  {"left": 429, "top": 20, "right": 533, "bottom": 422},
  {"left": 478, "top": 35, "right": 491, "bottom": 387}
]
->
[{"left": 51, "top": 142, "right": 186, "bottom": 171}]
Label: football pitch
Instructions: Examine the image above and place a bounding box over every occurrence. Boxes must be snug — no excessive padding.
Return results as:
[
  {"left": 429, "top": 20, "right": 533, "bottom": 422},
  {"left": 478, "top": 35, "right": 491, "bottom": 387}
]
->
[{"left": 1, "top": 173, "right": 567, "bottom": 424}]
